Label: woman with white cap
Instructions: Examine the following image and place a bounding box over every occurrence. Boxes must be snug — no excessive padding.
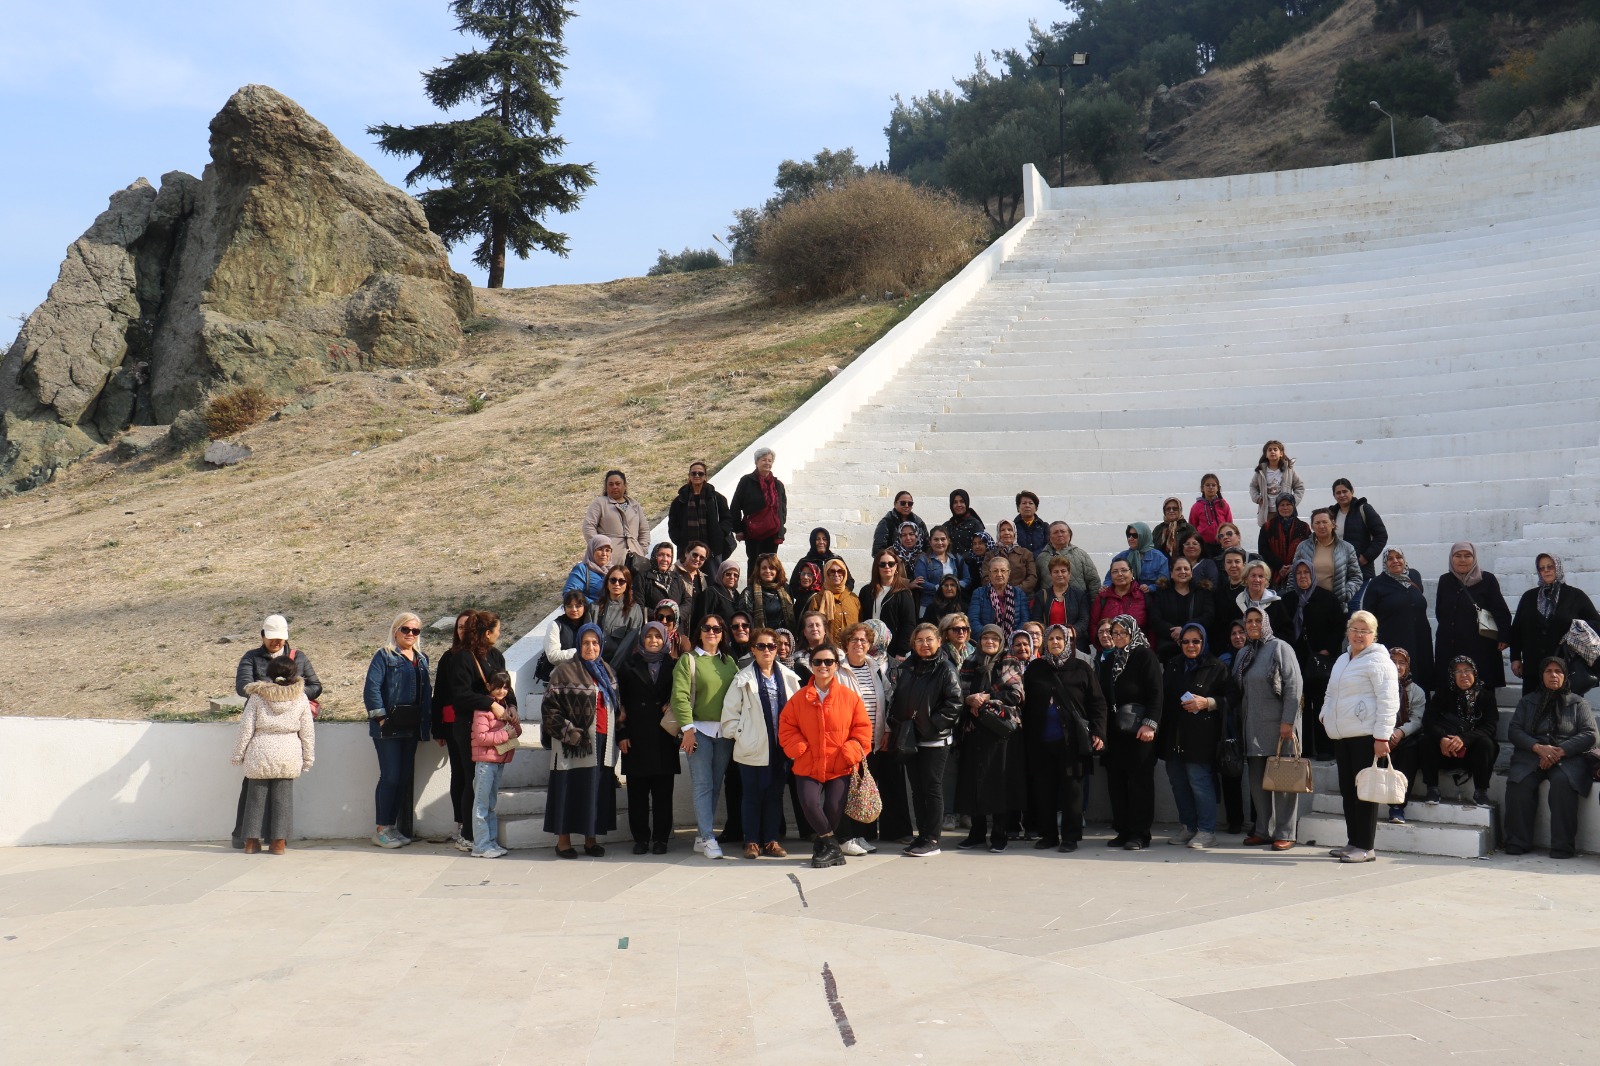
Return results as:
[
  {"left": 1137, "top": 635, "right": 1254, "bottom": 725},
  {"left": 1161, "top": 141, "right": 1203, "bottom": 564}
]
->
[{"left": 230, "top": 614, "right": 322, "bottom": 849}]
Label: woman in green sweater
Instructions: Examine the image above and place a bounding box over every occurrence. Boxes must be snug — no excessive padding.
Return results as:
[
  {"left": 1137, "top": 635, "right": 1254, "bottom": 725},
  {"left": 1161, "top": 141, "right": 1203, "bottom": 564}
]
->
[{"left": 673, "top": 612, "right": 741, "bottom": 859}]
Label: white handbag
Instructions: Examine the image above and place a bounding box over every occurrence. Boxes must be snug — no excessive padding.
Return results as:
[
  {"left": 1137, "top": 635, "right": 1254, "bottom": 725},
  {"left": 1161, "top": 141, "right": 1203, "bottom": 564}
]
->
[{"left": 1355, "top": 755, "right": 1409, "bottom": 805}]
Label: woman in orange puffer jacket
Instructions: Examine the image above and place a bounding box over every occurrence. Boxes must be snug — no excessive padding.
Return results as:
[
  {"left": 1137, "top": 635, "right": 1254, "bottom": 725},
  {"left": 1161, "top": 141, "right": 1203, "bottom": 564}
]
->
[{"left": 778, "top": 644, "right": 872, "bottom": 869}]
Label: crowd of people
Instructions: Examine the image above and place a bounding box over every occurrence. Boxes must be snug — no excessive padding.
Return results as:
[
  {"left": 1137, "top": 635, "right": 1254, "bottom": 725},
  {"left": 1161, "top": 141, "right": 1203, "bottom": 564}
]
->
[{"left": 225, "top": 441, "right": 1600, "bottom": 864}]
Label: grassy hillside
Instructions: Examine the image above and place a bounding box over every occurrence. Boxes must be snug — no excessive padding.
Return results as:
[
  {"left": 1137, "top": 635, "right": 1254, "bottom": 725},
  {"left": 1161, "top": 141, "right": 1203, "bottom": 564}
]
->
[{"left": 0, "top": 268, "right": 922, "bottom": 720}]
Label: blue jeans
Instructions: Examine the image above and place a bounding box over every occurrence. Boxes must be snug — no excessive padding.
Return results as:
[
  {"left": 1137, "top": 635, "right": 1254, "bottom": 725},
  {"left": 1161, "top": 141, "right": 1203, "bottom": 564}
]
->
[
  {"left": 372, "top": 737, "right": 417, "bottom": 829},
  {"left": 472, "top": 761, "right": 506, "bottom": 853},
  {"left": 687, "top": 733, "right": 734, "bottom": 840},
  {"left": 740, "top": 761, "right": 789, "bottom": 845},
  {"left": 1166, "top": 758, "right": 1218, "bottom": 834}
]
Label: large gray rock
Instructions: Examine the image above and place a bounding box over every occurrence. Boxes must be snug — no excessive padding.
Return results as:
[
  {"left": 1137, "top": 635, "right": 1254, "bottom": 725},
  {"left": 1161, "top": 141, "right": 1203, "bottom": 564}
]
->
[
  {"left": 0, "top": 85, "right": 473, "bottom": 493},
  {"left": 1149, "top": 81, "right": 1215, "bottom": 132}
]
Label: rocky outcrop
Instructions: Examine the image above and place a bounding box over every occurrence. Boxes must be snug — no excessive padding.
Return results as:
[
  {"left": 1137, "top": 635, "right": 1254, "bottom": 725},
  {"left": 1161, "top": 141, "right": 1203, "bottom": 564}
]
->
[
  {"left": 1149, "top": 81, "right": 1215, "bottom": 132},
  {"left": 0, "top": 84, "right": 473, "bottom": 492}
]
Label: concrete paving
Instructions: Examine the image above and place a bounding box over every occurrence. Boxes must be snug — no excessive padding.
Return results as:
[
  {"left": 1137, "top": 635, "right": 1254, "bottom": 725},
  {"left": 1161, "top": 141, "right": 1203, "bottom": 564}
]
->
[{"left": 3, "top": 830, "right": 1596, "bottom": 1064}]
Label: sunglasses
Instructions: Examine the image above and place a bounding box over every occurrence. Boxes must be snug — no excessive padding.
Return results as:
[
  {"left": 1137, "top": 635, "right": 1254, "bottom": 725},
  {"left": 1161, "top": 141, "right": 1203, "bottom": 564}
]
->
[
  {"left": 897, "top": 499, "right": 913, "bottom": 506},
  {"left": 1179, "top": 638, "right": 1204, "bottom": 646},
  {"left": 689, "top": 470, "right": 706, "bottom": 478},
  {"left": 948, "top": 626, "right": 969, "bottom": 634},
  {"left": 810, "top": 658, "right": 838, "bottom": 667},
  {"left": 702, "top": 625, "right": 723, "bottom": 634},
  {"left": 607, "top": 577, "right": 627, "bottom": 585},
  {"left": 731, "top": 622, "right": 750, "bottom": 630},
  {"left": 398, "top": 627, "right": 421, "bottom": 636},
  {"left": 751, "top": 642, "right": 777, "bottom": 651},
  {"left": 877, "top": 560, "right": 897, "bottom": 568}
]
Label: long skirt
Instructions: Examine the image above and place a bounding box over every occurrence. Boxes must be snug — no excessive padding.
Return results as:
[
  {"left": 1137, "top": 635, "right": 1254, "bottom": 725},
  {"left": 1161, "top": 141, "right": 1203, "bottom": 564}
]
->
[{"left": 544, "top": 733, "right": 618, "bottom": 838}]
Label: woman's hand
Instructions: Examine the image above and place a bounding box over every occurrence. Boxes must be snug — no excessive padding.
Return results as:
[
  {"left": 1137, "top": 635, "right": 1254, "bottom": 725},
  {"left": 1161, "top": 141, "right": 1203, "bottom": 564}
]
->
[
  {"left": 1136, "top": 724, "right": 1155, "bottom": 742},
  {"left": 435, "top": 738, "right": 447, "bottom": 748},
  {"left": 1534, "top": 743, "right": 1563, "bottom": 769},
  {"left": 1279, "top": 723, "right": 1294, "bottom": 740},
  {"left": 1373, "top": 738, "right": 1391, "bottom": 758},
  {"left": 1180, "top": 695, "right": 1207, "bottom": 713},
  {"left": 1169, "top": 627, "right": 1182, "bottom": 642},
  {"left": 1497, "top": 642, "right": 1509, "bottom": 651},
  {"left": 1090, "top": 735, "right": 1104, "bottom": 752},
  {"left": 1510, "top": 660, "right": 1523, "bottom": 678},
  {"left": 1389, "top": 728, "right": 1405, "bottom": 746},
  {"left": 680, "top": 730, "right": 698, "bottom": 755},
  {"left": 618, "top": 739, "right": 631, "bottom": 754}
]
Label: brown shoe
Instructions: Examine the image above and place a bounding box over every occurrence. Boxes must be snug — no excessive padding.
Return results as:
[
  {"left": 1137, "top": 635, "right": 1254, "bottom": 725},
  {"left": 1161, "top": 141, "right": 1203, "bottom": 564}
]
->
[
  {"left": 243, "top": 838, "right": 260, "bottom": 854},
  {"left": 743, "top": 843, "right": 761, "bottom": 860},
  {"left": 762, "top": 841, "right": 788, "bottom": 859},
  {"left": 1241, "top": 834, "right": 1272, "bottom": 846},
  {"left": 1270, "top": 839, "right": 1294, "bottom": 851},
  {"left": 269, "top": 839, "right": 287, "bottom": 855}
]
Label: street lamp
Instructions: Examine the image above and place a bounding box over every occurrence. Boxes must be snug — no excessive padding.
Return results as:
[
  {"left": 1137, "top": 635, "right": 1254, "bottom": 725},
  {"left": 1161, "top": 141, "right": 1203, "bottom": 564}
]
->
[
  {"left": 1370, "top": 100, "right": 1396, "bottom": 159},
  {"left": 1030, "top": 49, "right": 1090, "bottom": 185}
]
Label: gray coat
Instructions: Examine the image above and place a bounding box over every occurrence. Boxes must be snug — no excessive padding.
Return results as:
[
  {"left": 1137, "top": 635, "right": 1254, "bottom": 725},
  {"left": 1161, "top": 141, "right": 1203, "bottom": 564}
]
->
[
  {"left": 1290, "top": 537, "right": 1363, "bottom": 609},
  {"left": 1507, "top": 690, "right": 1597, "bottom": 795},
  {"left": 1235, "top": 638, "right": 1304, "bottom": 757}
]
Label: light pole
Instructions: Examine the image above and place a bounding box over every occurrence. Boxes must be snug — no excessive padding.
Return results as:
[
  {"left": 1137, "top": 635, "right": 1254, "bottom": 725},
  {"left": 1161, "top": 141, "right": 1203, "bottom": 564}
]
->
[
  {"left": 1030, "top": 49, "right": 1090, "bottom": 185},
  {"left": 1370, "top": 100, "right": 1396, "bottom": 159}
]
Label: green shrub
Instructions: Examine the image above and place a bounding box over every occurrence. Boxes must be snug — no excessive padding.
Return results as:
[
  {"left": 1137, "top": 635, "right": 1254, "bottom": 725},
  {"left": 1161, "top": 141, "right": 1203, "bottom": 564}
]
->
[
  {"left": 1451, "top": 12, "right": 1497, "bottom": 85},
  {"left": 1326, "top": 55, "right": 1458, "bottom": 133},
  {"left": 755, "top": 173, "right": 986, "bottom": 304},
  {"left": 1365, "top": 115, "right": 1435, "bottom": 159},
  {"left": 1063, "top": 94, "right": 1140, "bottom": 184},
  {"left": 1523, "top": 21, "right": 1600, "bottom": 105},
  {"left": 647, "top": 247, "right": 725, "bottom": 276},
  {"left": 202, "top": 384, "right": 275, "bottom": 439}
]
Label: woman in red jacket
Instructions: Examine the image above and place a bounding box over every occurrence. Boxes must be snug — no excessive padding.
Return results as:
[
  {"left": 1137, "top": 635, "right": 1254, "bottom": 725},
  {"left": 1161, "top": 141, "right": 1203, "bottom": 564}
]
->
[{"left": 779, "top": 644, "right": 872, "bottom": 869}]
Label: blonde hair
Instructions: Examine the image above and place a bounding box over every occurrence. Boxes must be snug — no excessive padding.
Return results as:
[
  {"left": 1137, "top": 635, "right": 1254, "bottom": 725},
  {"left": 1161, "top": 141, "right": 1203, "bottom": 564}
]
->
[
  {"left": 386, "top": 611, "right": 423, "bottom": 653},
  {"left": 939, "top": 613, "right": 971, "bottom": 639},
  {"left": 1348, "top": 610, "right": 1378, "bottom": 635}
]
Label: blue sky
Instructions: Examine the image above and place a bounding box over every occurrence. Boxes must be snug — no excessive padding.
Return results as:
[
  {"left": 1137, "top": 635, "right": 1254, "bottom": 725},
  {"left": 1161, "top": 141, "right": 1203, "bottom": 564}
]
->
[{"left": 0, "top": 0, "right": 1061, "bottom": 330}]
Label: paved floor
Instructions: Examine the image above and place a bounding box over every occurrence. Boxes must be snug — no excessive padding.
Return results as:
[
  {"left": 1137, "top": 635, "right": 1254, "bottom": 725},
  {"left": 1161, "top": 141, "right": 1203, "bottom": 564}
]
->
[{"left": 2, "top": 831, "right": 1596, "bottom": 1065}]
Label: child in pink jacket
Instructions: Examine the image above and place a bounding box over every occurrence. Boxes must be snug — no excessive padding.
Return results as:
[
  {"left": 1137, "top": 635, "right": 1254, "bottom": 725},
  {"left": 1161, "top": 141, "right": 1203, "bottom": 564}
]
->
[
  {"left": 470, "top": 671, "right": 519, "bottom": 858},
  {"left": 1189, "top": 473, "right": 1234, "bottom": 556}
]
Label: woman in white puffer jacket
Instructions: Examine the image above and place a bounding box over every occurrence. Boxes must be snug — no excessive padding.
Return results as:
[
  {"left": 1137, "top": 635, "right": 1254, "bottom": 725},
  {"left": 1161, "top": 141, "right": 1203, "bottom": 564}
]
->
[
  {"left": 231, "top": 656, "right": 315, "bottom": 855},
  {"left": 1319, "top": 610, "right": 1398, "bottom": 864}
]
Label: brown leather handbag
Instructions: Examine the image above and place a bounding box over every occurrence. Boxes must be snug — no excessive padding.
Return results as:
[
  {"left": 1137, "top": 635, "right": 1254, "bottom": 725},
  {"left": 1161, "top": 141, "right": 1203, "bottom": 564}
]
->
[{"left": 1262, "top": 734, "right": 1314, "bottom": 793}]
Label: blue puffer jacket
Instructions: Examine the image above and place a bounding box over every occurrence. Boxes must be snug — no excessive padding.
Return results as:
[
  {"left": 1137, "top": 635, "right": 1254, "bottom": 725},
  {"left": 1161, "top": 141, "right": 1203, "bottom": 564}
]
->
[
  {"left": 363, "top": 647, "right": 433, "bottom": 740},
  {"left": 966, "top": 585, "right": 1032, "bottom": 634},
  {"left": 563, "top": 561, "right": 607, "bottom": 604},
  {"left": 1105, "top": 547, "right": 1169, "bottom": 589},
  {"left": 912, "top": 553, "right": 971, "bottom": 610}
]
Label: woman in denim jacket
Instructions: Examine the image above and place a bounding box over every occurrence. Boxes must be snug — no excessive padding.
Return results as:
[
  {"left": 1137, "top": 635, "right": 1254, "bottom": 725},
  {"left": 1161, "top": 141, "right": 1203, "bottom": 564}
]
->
[{"left": 363, "top": 611, "right": 432, "bottom": 849}]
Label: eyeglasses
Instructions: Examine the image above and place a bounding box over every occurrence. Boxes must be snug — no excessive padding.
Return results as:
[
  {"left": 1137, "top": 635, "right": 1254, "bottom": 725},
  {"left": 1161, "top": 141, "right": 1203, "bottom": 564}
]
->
[
  {"left": 1179, "top": 638, "right": 1204, "bottom": 646},
  {"left": 731, "top": 622, "right": 750, "bottom": 630},
  {"left": 689, "top": 470, "right": 706, "bottom": 478},
  {"left": 607, "top": 577, "right": 627, "bottom": 585},
  {"left": 751, "top": 642, "right": 777, "bottom": 651},
  {"left": 398, "top": 627, "right": 421, "bottom": 636},
  {"left": 689, "top": 554, "right": 706, "bottom": 562},
  {"left": 810, "top": 658, "right": 838, "bottom": 667}
]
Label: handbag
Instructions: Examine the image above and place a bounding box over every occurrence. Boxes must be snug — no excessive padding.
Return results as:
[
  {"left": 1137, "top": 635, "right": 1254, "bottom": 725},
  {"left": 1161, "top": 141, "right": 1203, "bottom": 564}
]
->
[
  {"left": 893, "top": 719, "right": 920, "bottom": 757},
  {"left": 1475, "top": 606, "right": 1499, "bottom": 640},
  {"left": 976, "top": 704, "right": 1020, "bottom": 738},
  {"left": 661, "top": 654, "right": 691, "bottom": 737},
  {"left": 1215, "top": 736, "right": 1244, "bottom": 780},
  {"left": 381, "top": 702, "right": 420, "bottom": 738},
  {"left": 1355, "top": 754, "right": 1409, "bottom": 805},
  {"left": 1262, "top": 734, "right": 1314, "bottom": 793},
  {"left": 1113, "top": 702, "right": 1144, "bottom": 734},
  {"left": 1562, "top": 619, "right": 1600, "bottom": 665},
  {"left": 843, "top": 760, "right": 882, "bottom": 823}
]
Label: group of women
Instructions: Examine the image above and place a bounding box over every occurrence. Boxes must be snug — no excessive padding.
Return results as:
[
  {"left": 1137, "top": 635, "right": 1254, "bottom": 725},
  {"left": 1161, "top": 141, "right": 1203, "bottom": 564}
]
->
[{"left": 347, "top": 443, "right": 1599, "bottom": 862}]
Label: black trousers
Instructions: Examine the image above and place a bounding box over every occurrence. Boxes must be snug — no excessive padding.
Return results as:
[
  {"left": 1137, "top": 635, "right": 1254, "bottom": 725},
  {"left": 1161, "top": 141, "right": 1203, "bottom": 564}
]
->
[
  {"left": 1504, "top": 769, "right": 1583, "bottom": 853},
  {"left": 445, "top": 717, "right": 474, "bottom": 826},
  {"left": 627, "top": 773, "right": 675, "bottom": 844},
  {"left": 1334, "top": 736, "right": 1381, "bottom": 851},
  {"left": 720, "top": 759, "right": 744, "bottom": 839},
  {"left": 1388, "top": 735, "right": 1424, "bottom": 799},
  {"left": 905, "top": 745, "right": 950, "bottom": 844},
  {"left": 840, "top": 750, "right": 905, "bottom": 842},
  {"left": 1301, "top": 687, "right": 1334, "bottom": 759},
  {"left": 1103, "top": 734, "right": 1158, "bottom": 843},
  {"left": 1029, "top": 741, "right": 1085, "bottom": 844},
  {"left": 1421, "top": 733, "right": 1498, "bottom": 790}
]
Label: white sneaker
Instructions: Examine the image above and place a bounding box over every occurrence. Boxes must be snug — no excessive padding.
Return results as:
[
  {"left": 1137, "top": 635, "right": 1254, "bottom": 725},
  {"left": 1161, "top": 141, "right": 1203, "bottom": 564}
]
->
[
  {"left": 451, "top": 832, "right": 473, "bottom": 853},
  {"left": 471, "top": 845, "right": 507, "bottom": 859},
  {"left": 1167, "top": 827, "right": 1197, "bottom": 846},
  {"left": 839, "top": 838, "right": 869, "bottom": 856},
  {"left": 942, "top": 814, "right": 958, "bottom": 831},
  {"left": 861, "top": 839, "right": 878, "bottom": 853},
  {"left": 693, "top": 837, "right": 708, "bottom": 854},
  {"left": 372, "top": 827, "right": 404, "bottom": 849},
  {"left": 1187, "top": 832, "right": 1215, "bottom": 850},
  {"left": 702, "top": 838, "right": 724, "bottom": 860}
]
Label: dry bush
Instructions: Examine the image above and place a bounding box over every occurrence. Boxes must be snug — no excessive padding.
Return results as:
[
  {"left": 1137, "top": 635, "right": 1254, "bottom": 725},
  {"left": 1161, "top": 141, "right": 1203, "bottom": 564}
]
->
[
  {"left": 755, "top": 173, "right": 988, "bottom": 304},
  {"left": 202, "top": 384, "right": 276, "bottom": 439}
]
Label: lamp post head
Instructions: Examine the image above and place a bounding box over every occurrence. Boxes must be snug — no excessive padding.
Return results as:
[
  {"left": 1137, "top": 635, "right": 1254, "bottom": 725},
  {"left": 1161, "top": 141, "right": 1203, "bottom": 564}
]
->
[{"left": 1072, "top": 52, "right": 1090, "bottom": 66}]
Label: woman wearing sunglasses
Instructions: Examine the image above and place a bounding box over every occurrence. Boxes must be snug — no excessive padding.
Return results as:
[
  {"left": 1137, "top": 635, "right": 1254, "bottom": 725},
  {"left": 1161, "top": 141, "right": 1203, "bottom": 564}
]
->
[
  {"left": 671, "top": 613, "right": 740, "bottom": 859},
  {"left": 778, "top": 643, "right": 872, "bottom": 867},
  {"left": 362, "top": 611, "right": 432, "bottom": 849}
]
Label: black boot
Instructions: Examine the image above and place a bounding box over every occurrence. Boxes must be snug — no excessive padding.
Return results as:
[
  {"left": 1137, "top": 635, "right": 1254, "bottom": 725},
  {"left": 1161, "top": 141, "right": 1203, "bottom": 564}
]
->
[{"left": 812, "top": 833, "right": 846, "bottom": 869}]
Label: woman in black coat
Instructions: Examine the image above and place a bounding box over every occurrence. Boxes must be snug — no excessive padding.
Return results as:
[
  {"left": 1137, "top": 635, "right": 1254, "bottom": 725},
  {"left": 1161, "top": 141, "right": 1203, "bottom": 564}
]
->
[
  {"left": 886, "top": 623, "right": 965, "bottom": 856},
  {"left": 1331, "top": 479, "right": 1388, "bottom": 579},
  {"left": 1021, "top": 624, "right": 1106, "bottom": 851},
  {"left": 1148, "top": 558, "right": 1215, "bottom": 660},
  {"left": 1096, "top": 614, "right": 1163, "bottom": 850},
  {"left": 1509, "top": 553, "right": 1600, "bottom": 695},
  {"left": 1280, "top": 560, "right": 1346, "bottom": 759},
  {"left": 1433, "top": 542, "right": 1513, "bottom": 693},
  {"left": 944, "top": 489, "right": 986, "bottom": 561},
  {"left": 1362, "top": 549, "right": 1436, "bottom": 691},
  {"left": 615, "top": 622, "right": 680, "bottom": 854},
  {"left": 729, "top": 447, "right": 787, "bottom": 569},
  {"left": 1160, "top": 623, "right": 1231, "bottom": 848},
  {"left": 431, "top": 610, "right": 478, "bottom": 852},
  {"left": 860, "top": 550, "right": 919, "bottom": 657},
  {"left": 1422, "top": 656, "right": 1501, "bottom": 808},
  {"left": 954, "top": 625, "right": 1026, "bottom": 852}
]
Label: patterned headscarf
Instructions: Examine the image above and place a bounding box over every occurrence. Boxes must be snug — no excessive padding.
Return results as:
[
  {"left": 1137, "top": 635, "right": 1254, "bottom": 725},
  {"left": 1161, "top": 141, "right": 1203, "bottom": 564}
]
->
[
  {"left": 1108, "top": 614, "right": 1149, "bottom": 683},
  {"left": 1040, "top": 624, "right": 1075, "bottom": 667},
  {"left": 894, "top": 521, "right": 924, "bottom": 564},
  {"left": 1537, "top": 553, "right": 1565, "bottom": 619}
]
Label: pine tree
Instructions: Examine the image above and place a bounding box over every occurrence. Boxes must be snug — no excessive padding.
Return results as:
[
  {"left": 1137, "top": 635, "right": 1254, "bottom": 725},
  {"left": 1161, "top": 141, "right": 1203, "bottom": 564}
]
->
[{"left": 370, "top": 0, "right": 596, "bottom": 288}]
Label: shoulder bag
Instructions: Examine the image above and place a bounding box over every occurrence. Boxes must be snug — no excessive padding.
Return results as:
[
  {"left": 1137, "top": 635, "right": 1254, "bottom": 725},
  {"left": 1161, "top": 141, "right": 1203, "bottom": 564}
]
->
[
  {"left": 843, "top": 760, "right": 882, "bottom": 824},
  {"left": 1262, "top": 734, "right": 1314, "bottom": 793},
  {"left": 1355, "top": 754, "right": 1409, "bottom": 805},
  {"left": 1112, "top": 702, "right": 1144, "bottom": 734}
]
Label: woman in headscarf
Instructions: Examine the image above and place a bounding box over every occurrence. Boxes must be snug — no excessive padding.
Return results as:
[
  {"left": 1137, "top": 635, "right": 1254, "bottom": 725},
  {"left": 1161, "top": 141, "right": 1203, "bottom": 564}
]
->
[
  {"left": 860, "top": 551, "right": 918, "bottom": 657},
  {"left": 1320, "top": 610, "right": 1396, "bottom": 863},
  {"left": 1153, "top": 497, "right": 1197, "bottom": 562},
  {"left": 923, "top": 574, "right": 967, "bottom": 627},
  {"left": 562, "top": 535, "right": 615, "bottom": 605},
  {"left": 792, "top": 560, "right": 824, "bottom": 610},
  {"left": 892, "top": 520, "right": 926, "bottom": 571},
  {"left": 1433, "top": 542, "right": 1512, "bottom": 697},
  {"left": 1504, "top": 656, "right": 1597, "bottom": 858},
  {"left": 872, "top": 491, "right": 928, "bottom": 554},
  {"left": 615, "top": 622, "right": 680, "bottom": 855},
  {"left": 1021, "top": 624, "right": 1107, "bottom": 852},
  {"left": 954, "top": 624, "right": 1026, "bottom": 852},
  {"left": 774, "top": 628, "right": 798, "bottom": 672},
  {"left": 1160, "top": 622, "right": 1230, "bottom": 849},
  {"left": 1422, "top": 656, "right": 1500, "bottom": 810},
  {"left": 1258, "top": 493, "right": 1310, "bottom": 586},
  {"left": 1096, "top": 615, "right": 1163, "bottom": 850},
  {"left": 748, "top": 553, "right": 796, "bottom": 635},
  {"left": 701, "top": 560, "right": 750, "bottom": 631},
  {"left": 806, "top": 558, "right": 861, "bottom": 646},
  {"left": 966, "top": 529, "right": 998, "bottom": 585},
  {"left": 1509, "top": 553, "right": 1600, "bottom": 695},
  {"left": 1381, "top": 646, "right": 1429, "bottom": 825},
  {"left": 789, "top": 526, "right": 849, "bottom": 600},
  {"left": 730, "top": 446, "right": 787, "bottom": 569},
  {"left": 542, "top": 624, "right": 620, "bottom": 858},
  {"left": 994, "top": 520, "right": 1039, "bottom": 594},
  {"left": 638, "top": 542, "right": 678, "bottom": 611},
  {"left": 945, "top": 489, "right": 986, "bottom": 559},
  {"left": 1236, "top": 606, "right": 1305, "bottom": 851},
  {"left": 966, "top": 556, "right": 1031, "bottom": 640},
  {"left": 1149, "top": 557, "right": 1215, "bottom": 660},
  {"left": 911, "top": 526, "right": 970, "bottom": 612},
  {"left": 1363, "top": 548, "right": 1436, "bottom": 690},
  {"left": 1279, "top": 559, "right": 1345, "bottom": 760},
  {"left": 1107, "top": 522, "right": 1169, "bottom": 593}
]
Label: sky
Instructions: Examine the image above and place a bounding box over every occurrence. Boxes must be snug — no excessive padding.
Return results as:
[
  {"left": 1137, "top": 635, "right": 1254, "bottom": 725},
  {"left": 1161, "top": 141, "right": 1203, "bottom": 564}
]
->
[{"left": 0, "top": 0, "right": 1065, "bottom": 330}]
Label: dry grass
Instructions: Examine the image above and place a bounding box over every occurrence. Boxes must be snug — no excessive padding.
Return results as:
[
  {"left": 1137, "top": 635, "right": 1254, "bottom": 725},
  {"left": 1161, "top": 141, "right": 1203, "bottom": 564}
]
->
[
  {"left": 0, "top": 267, "right": 923, "bottom": 720},
  {"left": 202, "top": 384, "right": 276, "bottom": 439}
]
